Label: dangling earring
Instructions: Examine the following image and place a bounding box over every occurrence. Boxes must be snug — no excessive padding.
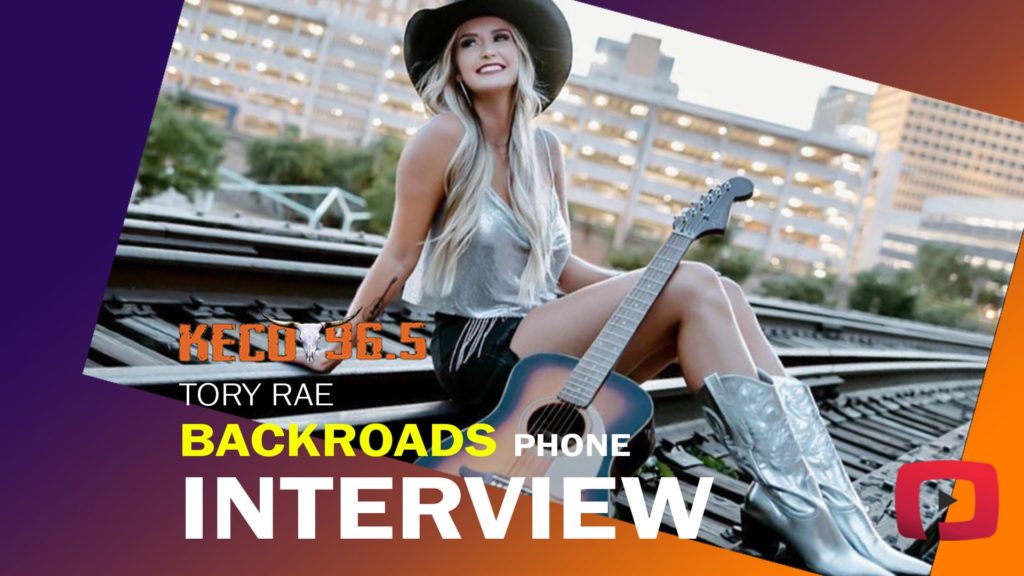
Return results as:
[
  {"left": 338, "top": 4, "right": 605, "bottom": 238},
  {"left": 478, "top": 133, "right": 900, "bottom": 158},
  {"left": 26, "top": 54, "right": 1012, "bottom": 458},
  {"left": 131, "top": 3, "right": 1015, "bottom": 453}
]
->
[{"left": 459, "top": 81, "right": 472, "bottom": 106}]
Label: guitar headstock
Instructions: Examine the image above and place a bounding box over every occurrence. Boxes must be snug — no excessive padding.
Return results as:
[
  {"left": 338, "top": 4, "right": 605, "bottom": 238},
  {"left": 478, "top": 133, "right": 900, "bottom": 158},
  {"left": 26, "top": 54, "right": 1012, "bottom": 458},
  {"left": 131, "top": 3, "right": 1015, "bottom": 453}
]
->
[{"left": 671, "top": 177, "right": 754, "bottom": 240}]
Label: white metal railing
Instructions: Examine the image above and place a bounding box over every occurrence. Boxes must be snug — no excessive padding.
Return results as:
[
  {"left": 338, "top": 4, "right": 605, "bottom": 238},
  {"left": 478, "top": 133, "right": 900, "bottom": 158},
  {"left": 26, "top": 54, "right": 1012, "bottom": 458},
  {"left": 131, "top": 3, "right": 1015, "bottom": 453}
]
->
[{"left": 215, "top": 167, "right": 371, "bottom": 232}]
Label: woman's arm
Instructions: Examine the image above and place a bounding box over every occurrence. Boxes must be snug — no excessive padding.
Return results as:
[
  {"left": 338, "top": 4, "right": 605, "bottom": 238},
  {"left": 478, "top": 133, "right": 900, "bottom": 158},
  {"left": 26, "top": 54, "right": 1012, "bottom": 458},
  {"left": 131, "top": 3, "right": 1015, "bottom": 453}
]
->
[
  {"left": 300, "top": 114, "right": 463, "bottom": 372},
  {"left": 558, "top": 254, "right": 620, "bottom": 294},
  {"left": 540, "top": 128, "right": 621, "bottom": 295}
]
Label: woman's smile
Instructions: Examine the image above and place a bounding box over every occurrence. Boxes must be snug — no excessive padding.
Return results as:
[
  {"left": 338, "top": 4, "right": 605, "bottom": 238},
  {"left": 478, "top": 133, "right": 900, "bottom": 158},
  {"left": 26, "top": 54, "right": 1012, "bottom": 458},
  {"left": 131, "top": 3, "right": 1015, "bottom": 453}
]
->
[{"left": 476, "top": 63, "right": 506, "bottom": 74}]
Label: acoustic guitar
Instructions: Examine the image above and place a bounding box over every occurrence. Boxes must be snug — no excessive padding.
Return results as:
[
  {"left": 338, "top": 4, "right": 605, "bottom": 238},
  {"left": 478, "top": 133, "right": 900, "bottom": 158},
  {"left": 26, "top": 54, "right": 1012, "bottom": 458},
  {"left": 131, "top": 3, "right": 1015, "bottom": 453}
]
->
[{"left": 417, "top": 177, "right": 754, "bottom": 502}]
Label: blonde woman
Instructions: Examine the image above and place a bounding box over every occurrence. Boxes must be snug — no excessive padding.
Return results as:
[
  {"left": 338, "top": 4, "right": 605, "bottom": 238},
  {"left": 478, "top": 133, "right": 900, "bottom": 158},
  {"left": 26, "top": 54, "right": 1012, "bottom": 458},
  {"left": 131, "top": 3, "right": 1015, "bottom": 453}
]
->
[{"left": 303, "top": 1, "right": 927, "bottom": 574}]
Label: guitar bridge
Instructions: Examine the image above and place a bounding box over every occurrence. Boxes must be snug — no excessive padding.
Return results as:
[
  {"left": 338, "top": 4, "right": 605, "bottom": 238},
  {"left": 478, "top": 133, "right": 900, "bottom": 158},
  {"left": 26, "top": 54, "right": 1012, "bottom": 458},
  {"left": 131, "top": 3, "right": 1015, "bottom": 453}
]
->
[{"left": 458, "top": 466, "right": 533, "bottom": 494}]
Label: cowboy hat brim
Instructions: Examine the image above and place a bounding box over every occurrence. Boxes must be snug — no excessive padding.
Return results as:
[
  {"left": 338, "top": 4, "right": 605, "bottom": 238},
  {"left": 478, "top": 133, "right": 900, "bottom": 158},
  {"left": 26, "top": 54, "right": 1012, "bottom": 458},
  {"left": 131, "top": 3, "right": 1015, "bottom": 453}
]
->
[{"left": 403, "top": 0, "right": 572, "bottom": 111}]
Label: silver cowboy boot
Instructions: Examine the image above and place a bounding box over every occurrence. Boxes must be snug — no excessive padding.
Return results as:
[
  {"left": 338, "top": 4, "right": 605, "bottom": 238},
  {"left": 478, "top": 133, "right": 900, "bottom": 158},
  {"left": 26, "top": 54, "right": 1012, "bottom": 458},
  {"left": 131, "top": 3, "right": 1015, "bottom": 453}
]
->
[
  {"left": 700, "top": 372, "right": 892, "bottom": 576},
  {"left": 770, "top": 371, "right": 931, "bottom": 576}
]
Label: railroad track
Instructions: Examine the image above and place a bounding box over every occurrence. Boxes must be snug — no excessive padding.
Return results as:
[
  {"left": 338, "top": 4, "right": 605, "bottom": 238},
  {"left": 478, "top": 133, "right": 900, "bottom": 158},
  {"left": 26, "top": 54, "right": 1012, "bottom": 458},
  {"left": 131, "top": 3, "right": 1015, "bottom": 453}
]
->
[{"left": 85, "top": 206, "right": 989, "bottom": 566}]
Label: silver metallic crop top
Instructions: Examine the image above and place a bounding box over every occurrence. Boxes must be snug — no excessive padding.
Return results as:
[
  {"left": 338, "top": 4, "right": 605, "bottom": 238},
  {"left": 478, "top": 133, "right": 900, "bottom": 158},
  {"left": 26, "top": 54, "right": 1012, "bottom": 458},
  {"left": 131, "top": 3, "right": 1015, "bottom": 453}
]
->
[{"left": 402, "top": 147, "right": 571, "bottom": 318}]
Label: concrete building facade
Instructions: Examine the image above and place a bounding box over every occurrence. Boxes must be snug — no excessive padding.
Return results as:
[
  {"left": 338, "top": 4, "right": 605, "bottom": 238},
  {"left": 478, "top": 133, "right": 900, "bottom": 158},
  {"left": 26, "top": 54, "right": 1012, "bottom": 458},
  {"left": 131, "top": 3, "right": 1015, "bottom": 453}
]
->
[
  {"left": 167, "top": 0, "right": 435, "bottom": 143},
  {"left": 876, "top": 196, "right": 1022, "bottom": 276},
  {"left": 867, "top": 87, "right": 1024, "bottom": 212},
  {"left": 812, "top": 86, "right": 872, "bottom": 140},
  {"left": 859, "top": 86, "right": 1024, "bottom": 274},
  {"left": 540, "top": 35, "right": 874, "bottom": 279}
]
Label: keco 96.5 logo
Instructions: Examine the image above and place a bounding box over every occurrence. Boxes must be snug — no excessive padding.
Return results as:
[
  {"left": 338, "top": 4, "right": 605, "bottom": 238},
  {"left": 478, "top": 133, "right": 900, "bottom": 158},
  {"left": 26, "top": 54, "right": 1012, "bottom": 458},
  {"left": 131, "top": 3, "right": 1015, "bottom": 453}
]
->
[
  {"left": 896, "top": 460, "right": 999, "bottom": 541},
  {"left": 177, "top": 309, "right": 428, "bottom": 363}
]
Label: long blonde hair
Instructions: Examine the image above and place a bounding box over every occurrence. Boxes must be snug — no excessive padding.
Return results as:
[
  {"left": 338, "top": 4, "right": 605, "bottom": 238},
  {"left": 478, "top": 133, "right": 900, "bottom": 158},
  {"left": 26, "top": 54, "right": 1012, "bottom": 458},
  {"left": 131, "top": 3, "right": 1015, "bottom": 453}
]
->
[{"left": 415, "top": 24, "right": 554, "bottom": 307}]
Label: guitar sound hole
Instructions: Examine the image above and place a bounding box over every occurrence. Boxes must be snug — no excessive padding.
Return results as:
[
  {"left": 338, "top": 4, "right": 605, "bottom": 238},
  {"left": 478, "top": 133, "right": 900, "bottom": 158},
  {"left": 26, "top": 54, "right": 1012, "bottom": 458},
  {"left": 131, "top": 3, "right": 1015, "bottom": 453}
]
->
[{"left": 526, "top": 403, "right": 586, "bottom": 437}]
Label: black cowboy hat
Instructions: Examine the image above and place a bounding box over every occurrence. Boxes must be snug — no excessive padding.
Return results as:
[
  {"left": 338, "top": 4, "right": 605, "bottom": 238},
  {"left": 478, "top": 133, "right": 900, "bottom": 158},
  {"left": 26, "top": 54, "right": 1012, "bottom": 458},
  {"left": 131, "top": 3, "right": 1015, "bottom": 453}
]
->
[{"left": 403, "top": 0, "right": 572, "bottom": 111}]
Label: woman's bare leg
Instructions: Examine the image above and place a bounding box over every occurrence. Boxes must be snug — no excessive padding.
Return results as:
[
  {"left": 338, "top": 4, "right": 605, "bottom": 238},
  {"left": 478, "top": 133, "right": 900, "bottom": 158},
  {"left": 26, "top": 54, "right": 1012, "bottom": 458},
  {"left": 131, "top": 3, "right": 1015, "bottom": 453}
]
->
[
  {"left": 618, "top": 276, "right": 788, "bottom": 384},
  {"left": 624, "top": 343, "right": 679, "bottom": 383},
  {"left": 718, "top": 277, "right": 787, "bottom": 376},
  {"left": 509, "top": 262, "right": 757, "bottom": 392}
]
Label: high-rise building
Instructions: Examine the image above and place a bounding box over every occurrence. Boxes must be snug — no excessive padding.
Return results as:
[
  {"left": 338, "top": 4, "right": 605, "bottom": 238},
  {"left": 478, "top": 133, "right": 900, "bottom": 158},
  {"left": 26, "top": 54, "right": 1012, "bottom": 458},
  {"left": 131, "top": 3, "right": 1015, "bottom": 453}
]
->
[
  {"left": 868, "top": 86, "right": 1024, "bottom": 212},
  {"left": 589, "top": 34, "right": 678, "bottom": 95},
  {"left": 812, "top": 86, "right": 871, "bottom": 137},
  {"left": 858, "top": 86, "right": 1024, "bottom": 273}
]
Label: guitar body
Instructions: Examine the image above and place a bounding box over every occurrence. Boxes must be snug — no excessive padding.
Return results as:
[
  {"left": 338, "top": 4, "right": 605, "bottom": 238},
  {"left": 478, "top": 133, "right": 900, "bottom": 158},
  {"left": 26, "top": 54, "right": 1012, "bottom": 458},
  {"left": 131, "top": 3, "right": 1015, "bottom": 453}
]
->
[{"left": 416, "top": 353, "right": 655, "bottom": 502}]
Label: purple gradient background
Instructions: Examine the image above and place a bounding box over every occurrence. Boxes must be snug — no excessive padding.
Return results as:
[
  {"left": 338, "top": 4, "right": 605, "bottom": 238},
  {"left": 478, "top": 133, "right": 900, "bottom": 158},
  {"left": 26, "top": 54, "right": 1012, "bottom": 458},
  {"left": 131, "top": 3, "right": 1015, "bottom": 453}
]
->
[{"left": 5, "top": 0, "right": 1023, "bottom": 573}]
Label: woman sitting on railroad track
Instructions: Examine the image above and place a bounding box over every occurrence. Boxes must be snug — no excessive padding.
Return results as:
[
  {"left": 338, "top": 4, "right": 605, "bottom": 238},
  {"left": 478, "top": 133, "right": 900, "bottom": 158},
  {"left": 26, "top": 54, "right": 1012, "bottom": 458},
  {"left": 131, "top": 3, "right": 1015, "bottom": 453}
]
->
[{"left": 298, "top": 1, "right": 928, "bottom": 574}]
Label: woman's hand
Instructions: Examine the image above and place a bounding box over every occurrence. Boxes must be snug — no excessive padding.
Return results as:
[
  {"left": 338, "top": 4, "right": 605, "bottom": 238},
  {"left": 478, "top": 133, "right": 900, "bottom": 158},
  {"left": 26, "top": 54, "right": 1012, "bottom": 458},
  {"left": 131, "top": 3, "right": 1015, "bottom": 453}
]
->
[{"left": 295, "top": 347, "right": 341, "bottom": 374}]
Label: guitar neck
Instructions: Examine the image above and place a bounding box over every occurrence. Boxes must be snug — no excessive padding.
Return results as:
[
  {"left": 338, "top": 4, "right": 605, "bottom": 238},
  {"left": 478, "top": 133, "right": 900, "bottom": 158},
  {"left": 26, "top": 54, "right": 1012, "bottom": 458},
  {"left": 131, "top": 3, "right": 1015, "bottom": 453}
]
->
[{"left": 559, "top": 231, "right": 695, "bottom": 406}]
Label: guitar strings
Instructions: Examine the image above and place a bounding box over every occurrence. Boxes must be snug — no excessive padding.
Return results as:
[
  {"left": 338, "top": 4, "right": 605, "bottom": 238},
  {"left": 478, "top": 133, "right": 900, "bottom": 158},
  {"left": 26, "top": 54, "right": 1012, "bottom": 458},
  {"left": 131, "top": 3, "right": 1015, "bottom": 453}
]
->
[
  {"left": 503, "top": 396, "right": 567, "bottom": 478},
  {"left": 505, "top": 366, "right": 594, "bottom": 479},
  {"left": 503, "top": 398, "right": 575, "bottom": 479}
]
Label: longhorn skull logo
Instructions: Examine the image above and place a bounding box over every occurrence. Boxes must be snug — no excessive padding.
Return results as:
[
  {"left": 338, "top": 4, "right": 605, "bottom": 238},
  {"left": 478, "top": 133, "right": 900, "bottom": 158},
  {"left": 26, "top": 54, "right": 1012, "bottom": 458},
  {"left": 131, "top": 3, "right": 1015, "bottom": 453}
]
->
[{"left": 262, "top": 307, "right": 363, "bottom": 362}]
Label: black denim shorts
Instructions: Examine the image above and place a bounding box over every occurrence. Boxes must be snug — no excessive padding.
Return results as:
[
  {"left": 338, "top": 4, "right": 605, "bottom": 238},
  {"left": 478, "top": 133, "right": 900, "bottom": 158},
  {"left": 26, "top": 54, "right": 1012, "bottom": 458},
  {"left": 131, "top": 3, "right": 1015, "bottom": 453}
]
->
[{"left": 431, "top": 312, "right": 524, "bottom": 414}]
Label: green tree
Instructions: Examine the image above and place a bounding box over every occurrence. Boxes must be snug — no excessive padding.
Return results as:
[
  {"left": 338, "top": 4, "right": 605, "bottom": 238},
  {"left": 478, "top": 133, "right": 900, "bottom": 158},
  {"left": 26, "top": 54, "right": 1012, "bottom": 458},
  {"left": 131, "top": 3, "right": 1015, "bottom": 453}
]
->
[
  {"left": 915, "top": 244, "right": 974, "bottom": 301},
  {"left": 977, "top": 286, "right": 1005, "bottom": 309},
  {"left": 760, "top": 271, "right": 834, "bottom": 305},
  {"left": 848, "top": 269, "right": 918, "bottom": 318},
  {"left": 914, "top": 300, "right": 980, "bottom": 331},
  {"left": 608, "top": 245, "right": 657, "bottom": 271},
  {"left": 971, "top": 267, "right": 1009, "bottom": 307},
  {"left": 245, "top": 135, "right": 404, "bottom": 233},
  {"left": 685, "top": 224, "right": 759, "bottom": 284},
  {"left": 328, "top": 146, "right": 375, "bottom": 192},
  {"left": 246, "top": 137, "right": 331, "bottom": 185},
  {"left": 136, "top": 94, "right": 225, "bottom": 200},
  {"left": 357, "top": 136, "right": 405, "bottom": 234},
  {"left": 713, "top": 247, "right": 759, "bottom": 284},
  {"left": 685, "top": 224, "right": 731, "bottom": 264},
  {"left": 844, "top": 245, "right": 1007, "bottom": 328}
]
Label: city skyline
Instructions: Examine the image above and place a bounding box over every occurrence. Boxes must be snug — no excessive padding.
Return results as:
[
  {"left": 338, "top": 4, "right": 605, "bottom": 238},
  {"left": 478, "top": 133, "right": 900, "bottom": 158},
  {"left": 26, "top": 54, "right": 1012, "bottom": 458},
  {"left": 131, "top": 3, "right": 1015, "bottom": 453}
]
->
[
  {"left": 157, "top": 0, "right": 882, "bottom": 281},
  {"left": 553, "top": 0, "right": 878, "bottom": 130},
  {"left": 159, "top": 0, "right": 1023, "bottom": 287}
]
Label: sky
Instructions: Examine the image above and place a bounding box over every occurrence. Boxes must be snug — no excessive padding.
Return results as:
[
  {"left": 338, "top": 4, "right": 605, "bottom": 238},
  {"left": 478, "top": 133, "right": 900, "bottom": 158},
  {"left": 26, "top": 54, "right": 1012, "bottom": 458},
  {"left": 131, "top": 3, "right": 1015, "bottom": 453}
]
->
[{"left": 554, "top": 0, "right": 878, "bottom": 130}]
